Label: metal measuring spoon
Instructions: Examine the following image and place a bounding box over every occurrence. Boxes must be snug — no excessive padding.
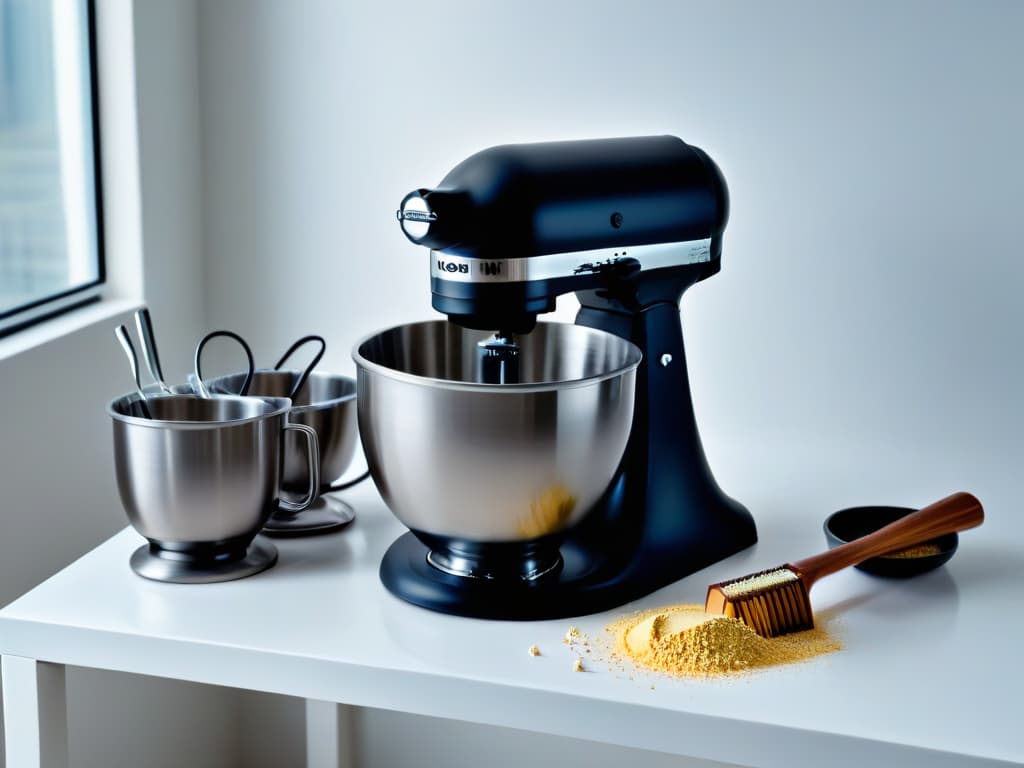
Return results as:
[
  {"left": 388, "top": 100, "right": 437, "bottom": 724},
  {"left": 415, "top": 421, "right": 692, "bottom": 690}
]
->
[
  {"left": 114, "top": 324, "right": 152, "bottom": 418},
  {"left": 135, "top": 307, "right": 172, "bottom": 394}
]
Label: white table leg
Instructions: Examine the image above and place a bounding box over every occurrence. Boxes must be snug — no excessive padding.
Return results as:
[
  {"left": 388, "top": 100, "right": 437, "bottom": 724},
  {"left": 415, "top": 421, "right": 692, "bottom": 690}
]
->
[
  {"left": 305, "top": 699, "right": 354, "bottom": 768},
  {"left": 2, "top": 656, "right": 68, "bottom": 768}
]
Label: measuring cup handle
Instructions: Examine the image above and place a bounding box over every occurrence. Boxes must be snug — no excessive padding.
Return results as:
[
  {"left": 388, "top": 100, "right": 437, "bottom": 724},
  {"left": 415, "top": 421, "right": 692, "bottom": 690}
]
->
[{"left": 278, "top": 423, "right": 320, "bottom": 513}]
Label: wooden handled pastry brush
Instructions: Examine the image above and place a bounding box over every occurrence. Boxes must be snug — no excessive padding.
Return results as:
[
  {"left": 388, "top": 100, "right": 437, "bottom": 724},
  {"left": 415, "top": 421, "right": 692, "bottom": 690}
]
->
[{"left": 705, "top": 492, "right": 984, "bottom": 638}]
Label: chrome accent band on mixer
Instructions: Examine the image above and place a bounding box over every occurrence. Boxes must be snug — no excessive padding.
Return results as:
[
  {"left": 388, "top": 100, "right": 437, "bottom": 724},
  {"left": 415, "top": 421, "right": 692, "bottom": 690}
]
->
[{"left": 429, "top": 238, "right": 712, "bottom": 284}]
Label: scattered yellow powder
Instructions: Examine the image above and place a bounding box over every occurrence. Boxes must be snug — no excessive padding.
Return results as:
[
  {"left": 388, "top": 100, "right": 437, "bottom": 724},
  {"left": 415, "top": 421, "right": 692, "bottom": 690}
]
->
[
  {"left": 573, "top": 657, "right": 585, "bottom": 672},
  {"left": 881, "top": 543, "right": 943, "bottom": 559},
  {"left": 518, "top": 485, "right": 577, "bottom": 537},
  {"left": 607, "top": 604, "right": 840, "bottom": 678},
  {"left": 528, "top": 644, "right": 541, "bottom": 657}
]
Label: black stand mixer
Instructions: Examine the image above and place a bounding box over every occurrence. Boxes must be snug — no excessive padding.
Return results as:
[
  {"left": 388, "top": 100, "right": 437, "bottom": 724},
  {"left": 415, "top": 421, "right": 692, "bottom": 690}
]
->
[{"left": 381, "top": 135, "right": 756, "bottom": 619}]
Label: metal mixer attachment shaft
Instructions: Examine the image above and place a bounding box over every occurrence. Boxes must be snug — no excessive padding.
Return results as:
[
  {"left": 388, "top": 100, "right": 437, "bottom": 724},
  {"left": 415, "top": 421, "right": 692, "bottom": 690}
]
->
[{"left": 477, "top": 332, "right": 520, "bottom": 384}]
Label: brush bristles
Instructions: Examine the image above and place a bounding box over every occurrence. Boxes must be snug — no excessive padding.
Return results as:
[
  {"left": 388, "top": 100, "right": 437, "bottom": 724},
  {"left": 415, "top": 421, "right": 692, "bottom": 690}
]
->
[{"left": 705, "top": 566, "right": 814, "bottom": 638}]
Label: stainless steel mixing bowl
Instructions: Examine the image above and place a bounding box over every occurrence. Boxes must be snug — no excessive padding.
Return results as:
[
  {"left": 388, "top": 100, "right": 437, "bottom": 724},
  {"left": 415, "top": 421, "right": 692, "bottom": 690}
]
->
[
  {"left": 352, "top": 321, "right": 641, "bottom": 548},
  {"left": 108, "top": 393, "right": 319, "bottom": 580},
  {"left": 206, "top": 370, "right": 358, "bottom": 493}
]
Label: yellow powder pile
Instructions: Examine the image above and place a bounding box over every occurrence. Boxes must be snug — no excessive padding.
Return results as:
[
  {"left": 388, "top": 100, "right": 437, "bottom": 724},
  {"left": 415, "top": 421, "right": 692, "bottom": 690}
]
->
[
  {"left": 881, "top": 543, "right": 943, "bottom": 559},
  {"left": 607, "top": 604, "right": 840, "bottom": 677}
]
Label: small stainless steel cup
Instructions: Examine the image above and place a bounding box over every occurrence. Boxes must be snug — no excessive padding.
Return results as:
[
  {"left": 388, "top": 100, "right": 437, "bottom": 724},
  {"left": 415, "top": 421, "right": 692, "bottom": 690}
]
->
[
  {"left": 205, "top": 370, "right": 357, "bottom": 494},
  {"left": 204, "top": 370, "right": 360, "bottom": 535},
  {"left": 108, "top": 393, "right": 320, "bottom": 582}
]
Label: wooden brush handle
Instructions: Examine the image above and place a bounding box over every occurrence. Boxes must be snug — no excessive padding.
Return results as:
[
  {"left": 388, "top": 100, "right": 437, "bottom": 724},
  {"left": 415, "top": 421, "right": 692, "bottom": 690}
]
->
[{"left": 791, "top": 491, "right": 984, "bottom": 589}]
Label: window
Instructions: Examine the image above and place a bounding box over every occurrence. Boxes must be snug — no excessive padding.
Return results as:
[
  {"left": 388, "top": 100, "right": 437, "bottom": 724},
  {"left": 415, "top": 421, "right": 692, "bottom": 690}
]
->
[{"left": 0, "top": 0, "right": 103, "bottom": 337}]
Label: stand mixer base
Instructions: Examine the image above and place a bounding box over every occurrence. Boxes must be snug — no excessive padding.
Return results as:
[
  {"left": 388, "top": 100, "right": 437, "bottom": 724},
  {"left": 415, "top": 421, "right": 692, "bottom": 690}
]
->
[
  {"left": 380, "top": 532, "right": 743, "bottom": 620},
  {"left": 130, "top": 538, "right": 278, "bottom": 583},
  {"left": 380, "top": 533, "right": 594, "bottom": 619},
  {"left": 381, "top": 485, "right": 757, "bottom": 620},
  {"left": 262, "top": 496, "right": 356, "bottom": 537}
]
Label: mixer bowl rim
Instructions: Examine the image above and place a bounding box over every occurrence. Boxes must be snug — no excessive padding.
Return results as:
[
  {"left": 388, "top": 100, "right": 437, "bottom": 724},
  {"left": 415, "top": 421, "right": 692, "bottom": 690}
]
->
[
  {"left": 108, "top": 393, "right": 293, "bottom": 430},
  {"left": 351, "top": 320, "right": 642, "bottom": 393},
  {"left": 204, "top": 369, "right": 358, "bottom": 415}
]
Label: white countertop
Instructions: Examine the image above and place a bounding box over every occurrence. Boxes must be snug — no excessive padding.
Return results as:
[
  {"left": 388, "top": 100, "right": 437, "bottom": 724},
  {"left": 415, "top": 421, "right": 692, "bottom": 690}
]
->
[{"left": 1, "top": 442, "right": 1020, "bottom": 768}]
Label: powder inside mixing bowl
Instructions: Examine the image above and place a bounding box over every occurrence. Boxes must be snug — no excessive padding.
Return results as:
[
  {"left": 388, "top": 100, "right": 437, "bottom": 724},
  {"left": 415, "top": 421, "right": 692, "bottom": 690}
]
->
[{"left": 517, "top": 485, "right": 577, "bottom": 537}]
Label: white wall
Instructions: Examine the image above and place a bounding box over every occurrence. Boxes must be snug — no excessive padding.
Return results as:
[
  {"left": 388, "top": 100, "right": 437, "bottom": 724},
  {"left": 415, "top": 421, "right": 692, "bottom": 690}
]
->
[
  {"left": 194, "top": 0, "right": 1024, "bottom": 765},
  {"left": 130, "top": 0, "right": 207, "bottom": 383},
  {"left": 196, "top": 0, "right": 1023, "bottom": 453}
]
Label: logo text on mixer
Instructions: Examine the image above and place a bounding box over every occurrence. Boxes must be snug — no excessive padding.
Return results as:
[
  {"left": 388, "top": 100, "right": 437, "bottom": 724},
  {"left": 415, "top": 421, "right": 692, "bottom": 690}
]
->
[{"left": 437, "top": 260, "right": 469, "bottom": 274}]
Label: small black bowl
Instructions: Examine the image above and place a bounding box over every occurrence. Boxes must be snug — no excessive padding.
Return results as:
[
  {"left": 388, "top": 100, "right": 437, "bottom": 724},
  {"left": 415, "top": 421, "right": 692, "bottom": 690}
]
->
[{"left": 823, "top": 505, "right": 958, "bottom": 578}]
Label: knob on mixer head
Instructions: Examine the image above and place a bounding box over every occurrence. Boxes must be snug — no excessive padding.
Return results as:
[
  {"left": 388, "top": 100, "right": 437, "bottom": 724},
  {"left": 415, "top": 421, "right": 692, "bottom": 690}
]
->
[{"left": 396, "top": 191, "right": 437, "bottom": 241}]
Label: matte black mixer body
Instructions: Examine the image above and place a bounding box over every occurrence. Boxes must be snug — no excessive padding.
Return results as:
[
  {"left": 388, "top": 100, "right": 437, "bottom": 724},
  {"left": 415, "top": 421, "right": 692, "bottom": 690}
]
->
[{"left": 386, "top": 135, "right": 757, "bottom": 619}]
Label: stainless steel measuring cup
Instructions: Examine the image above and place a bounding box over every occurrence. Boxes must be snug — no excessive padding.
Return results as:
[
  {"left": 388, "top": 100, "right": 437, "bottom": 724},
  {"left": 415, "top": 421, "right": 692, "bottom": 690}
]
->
[{"left": 109, "top": 392, "right": 320, "bottom": 582}]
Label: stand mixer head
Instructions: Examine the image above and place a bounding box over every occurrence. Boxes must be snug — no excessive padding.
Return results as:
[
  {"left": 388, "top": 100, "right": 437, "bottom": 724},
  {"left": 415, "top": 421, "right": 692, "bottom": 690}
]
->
[
  {"left": 396, "top": 134, "right": 728, "bottom": 334},
  {"left": 359, "top": 135, "right": 756, "bottom": 619}
]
